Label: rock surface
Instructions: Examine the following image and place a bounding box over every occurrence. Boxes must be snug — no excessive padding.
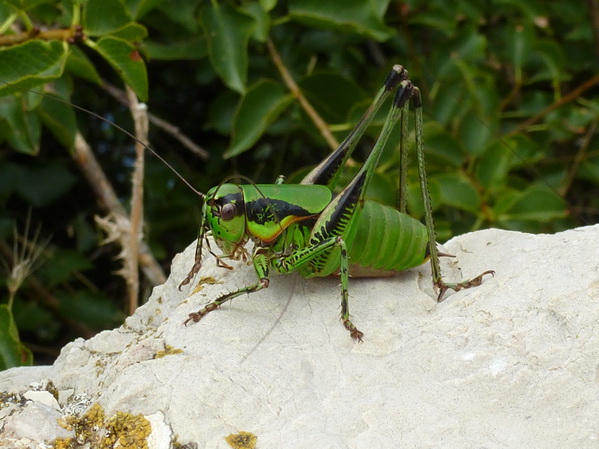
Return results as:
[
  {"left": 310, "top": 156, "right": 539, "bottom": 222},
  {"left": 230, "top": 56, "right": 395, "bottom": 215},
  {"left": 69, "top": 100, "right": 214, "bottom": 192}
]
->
[{"left": 1, "top": 226, "right": 599, "bottom": 448}]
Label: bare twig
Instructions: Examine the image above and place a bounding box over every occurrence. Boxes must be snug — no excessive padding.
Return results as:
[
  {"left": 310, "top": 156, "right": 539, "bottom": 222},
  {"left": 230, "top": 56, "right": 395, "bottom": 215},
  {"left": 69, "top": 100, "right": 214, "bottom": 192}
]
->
[
  {"left": 507, "top": 73, "right": 599, "bottom": 136},
  {"left": 125, "top": 86, "right": 149, "bottom": 314},
  {"left": 561, "top": 119, "right": 597, "bottom": 197},
  {"left": 101, "top": 81, "right": 210, "bottom": 160},
  {"left": 587, "top": 0, "right": 599, "bottom": 59},
  {"left": 266, "top": 37, "right": 339, "bottom": 150},
  {"left": 72, "top": 132, "right": 167, "bottom": 286},
  {"left": 0, "top": 26, "right": 83, "bottom": 46},
  {"left": 498, "top": 82, "right": 522, "bottom": 113}
]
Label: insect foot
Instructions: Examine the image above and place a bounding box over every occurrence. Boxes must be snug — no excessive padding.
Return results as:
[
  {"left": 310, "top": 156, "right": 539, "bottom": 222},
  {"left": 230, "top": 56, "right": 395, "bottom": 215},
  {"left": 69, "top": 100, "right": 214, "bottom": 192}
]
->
[
  {"left": 343, "top": 318, "right": 364, "bottom": 342},
  {"left": 435, "top": 270, "right": 496, "bottom": 302},
  {"left": 183, "top": 302, "right": 220, "bottom": 325}
]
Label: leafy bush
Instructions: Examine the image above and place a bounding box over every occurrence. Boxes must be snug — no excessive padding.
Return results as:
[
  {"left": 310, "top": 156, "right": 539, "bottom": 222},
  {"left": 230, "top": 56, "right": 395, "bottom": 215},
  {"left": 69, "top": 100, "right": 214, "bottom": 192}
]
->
[{"left": 0, "top": 0, "right": 597, "bottom": 367}]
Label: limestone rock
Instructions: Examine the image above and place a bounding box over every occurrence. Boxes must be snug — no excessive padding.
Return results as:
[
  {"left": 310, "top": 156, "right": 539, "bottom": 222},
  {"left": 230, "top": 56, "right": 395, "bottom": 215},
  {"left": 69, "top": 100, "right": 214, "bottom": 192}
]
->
[{"left": 1, "top": 226, "right": 598, "bottom": 448}]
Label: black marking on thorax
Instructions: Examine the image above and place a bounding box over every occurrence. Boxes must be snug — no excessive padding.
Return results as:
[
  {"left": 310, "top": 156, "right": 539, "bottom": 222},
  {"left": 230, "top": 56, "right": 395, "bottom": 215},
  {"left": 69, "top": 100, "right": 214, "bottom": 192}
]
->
[{"left": 245, "top": 198, "right": 313, "bottom": 225}]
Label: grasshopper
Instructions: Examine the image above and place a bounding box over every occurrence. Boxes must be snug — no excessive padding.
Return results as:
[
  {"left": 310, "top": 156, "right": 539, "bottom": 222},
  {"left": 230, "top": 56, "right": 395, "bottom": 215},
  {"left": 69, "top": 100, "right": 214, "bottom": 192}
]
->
[
  {"left": 1, "top": 64, "right": 493, "bottom": 341},
  {"left": 179, "top": 65, "right": 494, "bottom": 341}
]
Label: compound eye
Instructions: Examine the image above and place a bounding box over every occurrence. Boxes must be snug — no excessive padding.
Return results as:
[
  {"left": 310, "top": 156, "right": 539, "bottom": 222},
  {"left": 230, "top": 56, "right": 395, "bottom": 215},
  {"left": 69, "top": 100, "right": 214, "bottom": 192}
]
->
[{"left": 220, "top": 203, "right": 237, "bottom": 220}]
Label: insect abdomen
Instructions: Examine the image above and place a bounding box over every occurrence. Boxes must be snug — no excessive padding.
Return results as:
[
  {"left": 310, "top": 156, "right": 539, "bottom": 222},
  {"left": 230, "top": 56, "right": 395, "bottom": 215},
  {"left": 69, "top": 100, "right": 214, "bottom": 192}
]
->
[{"left": 348, "top": 200, "right": 428, "bottom": 271}]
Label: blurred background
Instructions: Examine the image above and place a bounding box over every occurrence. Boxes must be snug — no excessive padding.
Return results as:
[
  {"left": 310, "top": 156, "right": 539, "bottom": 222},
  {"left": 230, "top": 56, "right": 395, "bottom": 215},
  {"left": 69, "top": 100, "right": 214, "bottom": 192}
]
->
[{"left": 0, "top": 0, "right": 597, "bottom": 366}]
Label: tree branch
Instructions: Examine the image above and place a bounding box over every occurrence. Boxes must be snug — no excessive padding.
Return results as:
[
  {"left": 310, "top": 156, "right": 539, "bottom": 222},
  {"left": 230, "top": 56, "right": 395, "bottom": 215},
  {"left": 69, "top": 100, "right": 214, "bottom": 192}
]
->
[
  {"left": 72, "top": 132, "right": 167, "bottom": 287},
  {"left": 266, "top": 37, "right": 339, "bottom": 150},
  {"left": 507, "top": 73, "right": 599, "bottom": 136},
  {"left": 125, "top": 85, "right": 148, "bottom": 313}
]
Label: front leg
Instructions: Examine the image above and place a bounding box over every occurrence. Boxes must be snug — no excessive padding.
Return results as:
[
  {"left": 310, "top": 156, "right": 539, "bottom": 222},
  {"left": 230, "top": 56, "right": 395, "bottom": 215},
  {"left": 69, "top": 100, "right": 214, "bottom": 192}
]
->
[{"left": 184, "top": 248, "right": 270, "bottom": 325}]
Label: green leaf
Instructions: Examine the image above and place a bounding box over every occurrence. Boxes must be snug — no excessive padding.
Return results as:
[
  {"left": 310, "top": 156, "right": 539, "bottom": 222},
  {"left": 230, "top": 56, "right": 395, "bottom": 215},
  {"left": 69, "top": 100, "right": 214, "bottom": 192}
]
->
[
  {"left": 431, "top": 83, "right": 464, "bottom": 126},
  {"left": 0, "top": 304, "right": 33, "bottom": 370},
  {"left": 12, "top": 300, "right": 59, "bottom": 339},
  {"left": 0, "top": 96, "right": 41, "bottom": 154},
  {"left": 83, "top": 0, "right": 133, "bottom": 36},
  {"left": 240, "top": 1, "right": 270, "bottom": 43},
  {"left": 365, "top": 171, "right": 396, "bottom": 207},
  {"left": 156, "top": 0, "right": 201, "bottom": 32},
  {"left": 0, "top": 40, "right": 69, "bottom": 95},
  {"left": 410, "top": 7, "right": 457, "bottom": 35},
  {"left": 144, "top": 36, "right": 207, "bottom": 60},
  {"left": 58, "top": 291, "right": 123, "bottom": 328},
  {"left": 37, "top": 249, "right": 93, "bottom": 287},
  {"left": 15, "top": 161, "right": 76, "bottom": 207},
  {"left": 458, "top": 110, "right": 493, "bottom": 156},
  {"left": 200, "top": 3, "right": 255, "bottom": 93},
  {"left": 422, "top": 122, "right": 465, "bottom": 168},
  {"left": 38, "top": 93, "right": 78, "bottom": 148},
  {"left": 225, "top": 79, "right": 293, "bottom": 158},
  {"left": 407, "top": 177, "right": 443, "bottom": 219},
  {"left": 335, "top": 166, "right": 396, "bottom": 206},
  {"left": 72, "top": 213, "right": 99, "bottom": 252},
  {"left": 260, "top": 0, "right": 277, "bottom": 12},
  {"left": 19, "top": 0, "right": 56, "bottom": 10},
  {"left": 475, "top": 141, "right": 513, "bottom": 190},
  {"left": 208, "top": 89, "right": 240, "bottom": 135},
  {"left": 124, "top": 0, "right": 164, "bottom": 19},
  {"left": 300, "top": 72, "right": 368, "bottom": 123},
  {"left": 452, "top": 28, "right": 487, "bottom": 61},
  {"left": 435, "top": 173, "right": 481, "bottom": 214},
  {"left": 289, "top": 0, "right": 395, "bottom": 41},
  {"left": 506, "top": 23, "right": 533, "bottom": 84},
  {"left": 0, "top": 2, "right": 18, "bottom": 26},
  {"left": 91, "top": 36, "right": 148, "bottom": 100},
  {"left": 501, "top": 134, "right": 544, "bottom": 169},
  {"left": 452, "top": 61, "right": 499, "bottom": 118},
  {"left": 529, "top": 39, "right": 566, "bottom": 85},
  {"left": 579, "top": 156, "right": 599, "bottom": 184},
  {"left": 2, "top": 0, "right": 23, "bottom": 10},
  {"left": 495, "top": 0, "right": 548, "bottom": 24},
  {"left": 494, "top": 186, "right": 567, "bottom": 223},
  {"left": 65, "top": 46, "right": 103, "bottom": 84},
  {"left": 110, "top": 22, "right": 149, "bottom": 41}
]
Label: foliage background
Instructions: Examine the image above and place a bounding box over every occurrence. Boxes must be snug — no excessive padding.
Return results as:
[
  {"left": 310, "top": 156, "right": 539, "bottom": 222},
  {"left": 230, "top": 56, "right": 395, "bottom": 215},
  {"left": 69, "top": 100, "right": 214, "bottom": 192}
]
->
[{"left": 0, "top": 0, "right": 597, "bottom": 367}]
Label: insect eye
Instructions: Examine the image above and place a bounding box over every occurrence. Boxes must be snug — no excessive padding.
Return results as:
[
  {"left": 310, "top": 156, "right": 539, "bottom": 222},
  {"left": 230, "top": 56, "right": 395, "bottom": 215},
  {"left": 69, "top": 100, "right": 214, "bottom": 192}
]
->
[{"left": 220, "top": 203, "right": 237, "bottom": 220}]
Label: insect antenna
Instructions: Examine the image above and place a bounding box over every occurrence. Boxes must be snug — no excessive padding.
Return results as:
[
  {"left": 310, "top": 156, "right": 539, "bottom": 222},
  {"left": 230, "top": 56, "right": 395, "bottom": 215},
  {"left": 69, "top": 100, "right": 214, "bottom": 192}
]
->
[
  {"left": 0, "top": 81, "right": 205, "bottom": 200},
  {"left": 216, "top": 174, "right": 257, "bottom": 188}
]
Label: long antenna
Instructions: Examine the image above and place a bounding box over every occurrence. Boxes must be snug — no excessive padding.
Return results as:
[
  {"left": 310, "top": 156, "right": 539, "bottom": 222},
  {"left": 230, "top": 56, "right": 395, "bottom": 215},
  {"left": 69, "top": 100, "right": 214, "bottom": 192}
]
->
[{"left": 0, "top": 81, "right": 205, "bottom": 199}]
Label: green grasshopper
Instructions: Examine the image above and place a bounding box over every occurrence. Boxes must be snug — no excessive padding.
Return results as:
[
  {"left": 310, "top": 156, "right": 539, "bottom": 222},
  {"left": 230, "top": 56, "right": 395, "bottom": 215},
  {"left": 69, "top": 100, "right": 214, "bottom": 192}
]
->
[
  {"left": 1, "top": 64, "right": 493, "bottom": 341},
  {"left": 179, "top": 65, "right": 494, "bottom": 341}
]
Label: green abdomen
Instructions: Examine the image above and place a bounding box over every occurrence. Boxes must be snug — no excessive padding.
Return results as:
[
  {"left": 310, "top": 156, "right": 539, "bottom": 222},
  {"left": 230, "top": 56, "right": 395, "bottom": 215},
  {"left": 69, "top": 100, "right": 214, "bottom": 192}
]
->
[{"left": 347, "top": 200, "right": 428, "bottom": 271}]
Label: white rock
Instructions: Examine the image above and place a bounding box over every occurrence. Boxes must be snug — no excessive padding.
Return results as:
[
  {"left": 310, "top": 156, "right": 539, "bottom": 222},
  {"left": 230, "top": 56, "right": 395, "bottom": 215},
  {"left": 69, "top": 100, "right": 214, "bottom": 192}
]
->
[
  {"left": 2, "top": 401, "right": 74, "bottom": 442},
  {"left": 22, "top": 391, "right": 60, "bottom": 410},
  {"left": 1, "top": 226, "right": 598, "bottom": 448},
  {"left": 146, "top": 411, "right": 173, "bottom": 449}
]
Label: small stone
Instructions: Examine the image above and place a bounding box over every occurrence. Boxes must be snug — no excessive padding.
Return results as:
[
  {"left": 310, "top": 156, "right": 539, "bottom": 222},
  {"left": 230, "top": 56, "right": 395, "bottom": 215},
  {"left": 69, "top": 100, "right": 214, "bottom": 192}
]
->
[
  {"left": 3, "top": 402, "right": 74, "bottom": 442},
  {"left": 22, "top": 390, "right": 61, "bottom": 410}
]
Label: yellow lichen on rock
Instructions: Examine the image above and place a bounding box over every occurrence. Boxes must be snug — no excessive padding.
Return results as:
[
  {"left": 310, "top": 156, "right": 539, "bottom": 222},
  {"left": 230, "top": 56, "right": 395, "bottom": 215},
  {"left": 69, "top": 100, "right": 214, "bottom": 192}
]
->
[
  {"left": 101, "top": 410, "right": 151, "bottom": 449},
  {"left": 51, "top": 403, "right": 151, "bottom": 449},
  {"left": 225, "top": 431, "right": 257, "bottom": 449}
]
